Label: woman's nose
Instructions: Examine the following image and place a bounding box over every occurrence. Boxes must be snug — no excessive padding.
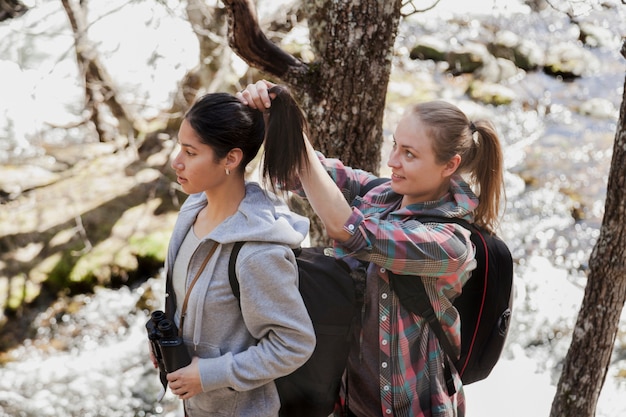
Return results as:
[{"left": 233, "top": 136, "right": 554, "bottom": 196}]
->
[
  {"left": 171, "top": 154, "right": 183, "bottom": 171},
  {"left": 387, "top": 150, "right": 399, "bottom": 168}
]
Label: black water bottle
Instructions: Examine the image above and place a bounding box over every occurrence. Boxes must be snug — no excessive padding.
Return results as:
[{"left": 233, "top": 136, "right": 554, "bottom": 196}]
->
[{"left": 157, "top": 318, "right": 191, "bottom": 373}]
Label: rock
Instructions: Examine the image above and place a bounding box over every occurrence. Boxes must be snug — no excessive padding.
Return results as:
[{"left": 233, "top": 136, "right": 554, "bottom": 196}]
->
[
  {"left": 488, "top": 30, "right": 544, "bottom": 71},
  {"left": 475, "top": 56, "right": 524, "bottom": 84},
  {"left": 543, "top": 42, "right": 600, "bottom": 79},
  {"left": 467, "top": 80, "right": 517, "bottom": 106},
  {"left": 409, "top": 35, "right": 449, "bottom": 62},
  {"left": 578, "top": 98, "right": 618, "bottom": 119},
  {"left": 578, "top": 21, "right": 618, "bottom": 49},
  {"left": 446, "top": 42, "right": 491, "bottom": 75}
]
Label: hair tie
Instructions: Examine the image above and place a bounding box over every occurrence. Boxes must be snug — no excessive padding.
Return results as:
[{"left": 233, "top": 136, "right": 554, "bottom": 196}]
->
[{"left": 469, "top": 121, "right": 477, "bottom": 134}]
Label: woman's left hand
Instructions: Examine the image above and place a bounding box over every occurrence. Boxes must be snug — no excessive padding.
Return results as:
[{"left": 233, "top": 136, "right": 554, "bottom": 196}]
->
[{"left": 166, "top": 356, "right": 203, "bottom": 400}]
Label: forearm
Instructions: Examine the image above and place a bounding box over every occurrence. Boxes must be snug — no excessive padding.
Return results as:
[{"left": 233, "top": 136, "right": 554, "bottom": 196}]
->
[{"left": 298, "top": 140, "right": 353, "bottom": 241}]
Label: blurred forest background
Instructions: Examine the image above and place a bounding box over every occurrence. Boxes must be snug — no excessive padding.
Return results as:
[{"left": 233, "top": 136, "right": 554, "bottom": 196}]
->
[{"left": 0, "top": 0, "right": 625, "bottom": 416}]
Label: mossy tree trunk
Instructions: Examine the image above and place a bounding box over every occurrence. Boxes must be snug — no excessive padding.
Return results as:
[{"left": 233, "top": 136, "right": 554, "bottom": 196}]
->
[{"left": 550, "top": 39, "right": 626, "bottom": 417}]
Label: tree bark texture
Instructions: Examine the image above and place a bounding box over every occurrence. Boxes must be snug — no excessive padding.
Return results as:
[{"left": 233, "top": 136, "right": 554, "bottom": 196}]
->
[
  {"left": 223, "top": 0, "right": 402, "bottom": 174},
  {"left": 550, "top": 40, "right": 626, "bottom": 417}
]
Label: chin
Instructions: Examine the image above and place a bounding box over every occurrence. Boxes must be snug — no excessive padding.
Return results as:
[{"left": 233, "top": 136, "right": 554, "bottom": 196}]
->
[{"left": 389, "top": 181, "right": 404, "bottom": 195}]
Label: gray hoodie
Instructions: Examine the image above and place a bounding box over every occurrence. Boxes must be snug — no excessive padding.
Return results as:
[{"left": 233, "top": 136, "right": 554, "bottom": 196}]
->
[{"left": 164, "top": 182, "right": 315, "bottom": 417}]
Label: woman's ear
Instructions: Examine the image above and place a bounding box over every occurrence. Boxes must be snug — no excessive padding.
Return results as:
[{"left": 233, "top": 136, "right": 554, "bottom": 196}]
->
[
  {"left": 224, "top": 148, "right": 244, "bottom": 174},
  {"left": 442, "top": 154, "right": 461, "bottom": 178}
]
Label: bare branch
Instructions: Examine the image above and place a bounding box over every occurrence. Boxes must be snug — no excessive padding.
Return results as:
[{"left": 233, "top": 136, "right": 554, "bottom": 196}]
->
[
  {"left": 544, "top": 0, "right": 597, "bottom": 19},
  {"left": 401, "top": 0, "right": 442, "bottom": 17}
]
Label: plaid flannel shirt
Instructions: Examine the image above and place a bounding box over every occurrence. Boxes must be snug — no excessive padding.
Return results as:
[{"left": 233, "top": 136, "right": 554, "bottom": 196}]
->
[{"left": 297, "top": 153, "right": 478, "bottom": 417}]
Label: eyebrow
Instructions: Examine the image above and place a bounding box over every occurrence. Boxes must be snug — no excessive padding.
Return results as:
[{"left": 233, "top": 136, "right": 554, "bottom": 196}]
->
[
  {"left": 177, "top": 140, "right": 199, "bottom": 150},
  {"left": 392, "top": 135, "right": 419, "bottom": 153}
]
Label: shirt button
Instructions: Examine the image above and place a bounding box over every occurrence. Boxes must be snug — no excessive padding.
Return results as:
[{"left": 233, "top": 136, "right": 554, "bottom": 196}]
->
[
  {"left": 385, "top": 409, "right": 392, "bottom": 415},
  {"left": 383, "top": 385, "right": 390, "bottom": 391},
  {"left": 382, "top": 339, "right": 388, "bottom": 346},
  {"left": 381, "top": 315, "right": 387, "bottom": 322},
  {"left": 382, "top": 362, "right": 388, "bottom": 368},
  {"left": 347, "top": 224, "right": 355, "bottom": 231},
  {"left": 382, "top": 293, "right": 388, "bottom": 299},
  {"left": 380, "top": 267, "right": 386, "bottom": 273}
]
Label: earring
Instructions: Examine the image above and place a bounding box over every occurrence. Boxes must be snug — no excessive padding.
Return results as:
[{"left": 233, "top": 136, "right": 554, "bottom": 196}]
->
[{"left": 225, "top": 168, "right": 230, "bottom": 176}]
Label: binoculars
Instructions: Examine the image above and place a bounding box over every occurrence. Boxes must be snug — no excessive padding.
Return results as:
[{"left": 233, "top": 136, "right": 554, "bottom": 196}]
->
[{"left": 146, "top": 310, "right": 191, "bottom": 375}]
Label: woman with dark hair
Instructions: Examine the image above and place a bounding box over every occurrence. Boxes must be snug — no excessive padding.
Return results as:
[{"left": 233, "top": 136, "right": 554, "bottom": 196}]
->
[
  {"left": 154, "top": 90, "right": 315, "bottom": 417},
  {"left": 239, "top": 80, "right": 506, "bottom": 417}
]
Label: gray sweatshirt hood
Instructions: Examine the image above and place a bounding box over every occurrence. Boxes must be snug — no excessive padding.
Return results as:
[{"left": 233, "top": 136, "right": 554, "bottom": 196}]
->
[{"left": 179, "top": 182, "right": 309, "bottom": 247}]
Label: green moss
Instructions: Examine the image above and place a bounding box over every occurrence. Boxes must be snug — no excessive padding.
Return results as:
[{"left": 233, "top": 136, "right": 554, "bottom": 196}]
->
[
  {"left": 46, "top": 250, "right": 81, "bottom": 292},
  {"left": 129, "top": 231, "right": 169, "bottom": 263},
  {"left": 6, "top": 274, "right": 27, "bottom": 311}
]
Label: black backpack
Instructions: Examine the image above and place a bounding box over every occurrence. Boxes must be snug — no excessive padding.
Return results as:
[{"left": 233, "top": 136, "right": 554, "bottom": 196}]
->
[
  {"left": 389, "top": 216, "right": 514, "bottom": 389},
  {"left": 228, "top": 243, "right": 363, "bottom": 417}
]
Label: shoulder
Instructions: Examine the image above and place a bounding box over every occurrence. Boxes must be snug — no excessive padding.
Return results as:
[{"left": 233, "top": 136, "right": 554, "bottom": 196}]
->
[
  {"left": 228, "top": 242, "right": 298, "bottom": 286},
  {"left": 233, "top": 241, "right": 295, "bottom": 265}
]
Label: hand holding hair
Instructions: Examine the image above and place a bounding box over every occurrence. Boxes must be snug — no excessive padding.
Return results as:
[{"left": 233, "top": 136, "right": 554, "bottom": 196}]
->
[{"left": 237, "top": 79, "right": 276, "bottom": 109}]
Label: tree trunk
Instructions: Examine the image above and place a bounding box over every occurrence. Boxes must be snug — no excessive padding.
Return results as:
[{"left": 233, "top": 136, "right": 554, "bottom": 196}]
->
[
  {"left": 61, "top": 0, "right": 138, "bottom": 145},
  {"left": 223, "top": 0, "right": 402, "bottom": 173},
  {"left": 301, "top": 1, "right": 401, "bottom": 173},
  {"left": 223, "top": 0, "right": 402, "bottom": 244},
  {"left": 550, "top": 39, "right": 626, "bottom": 417}
]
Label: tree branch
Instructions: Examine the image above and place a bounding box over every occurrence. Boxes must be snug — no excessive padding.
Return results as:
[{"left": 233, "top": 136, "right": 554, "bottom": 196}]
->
[
  {"left": 61, "top": 0, "right": 139, "bottom": 145},
  {"left": 0, "top": 0, "right": 28, "bottom": 22},
  {"left": 401, "top": 0, "right": 441, "bottom": 17},
  {"left": 223, "top": 0, "right": 306, "bottom": 80}
]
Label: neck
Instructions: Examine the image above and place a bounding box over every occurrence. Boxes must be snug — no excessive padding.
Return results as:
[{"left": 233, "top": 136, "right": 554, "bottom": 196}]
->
[{"left": 196, "top": 177, "right": 246, "bottom": 237}]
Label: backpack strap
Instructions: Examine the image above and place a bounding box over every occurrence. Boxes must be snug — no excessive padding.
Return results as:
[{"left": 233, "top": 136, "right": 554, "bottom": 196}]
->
[
  {"left": 388, "top": 271, "right": 457, "bottom": 395},
  {"left": 388, "top": 216, "right": 477, "bottom": 396},
  {"left": 228, "top": 241, "right": 245, "bottom": 307},
  {"left": 389, "top": 273, "right": 459, "bottom": 359}
]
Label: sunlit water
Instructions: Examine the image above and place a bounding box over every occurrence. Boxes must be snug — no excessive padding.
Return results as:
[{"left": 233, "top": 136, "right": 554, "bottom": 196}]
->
[{"left": 1, "top": 1, "right": 625, "bottom": 416}]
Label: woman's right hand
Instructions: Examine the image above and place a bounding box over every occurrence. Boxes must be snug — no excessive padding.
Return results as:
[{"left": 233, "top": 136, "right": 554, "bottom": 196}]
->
[{"left": 236, "top": 79, "right": 276, "bottom": 110}]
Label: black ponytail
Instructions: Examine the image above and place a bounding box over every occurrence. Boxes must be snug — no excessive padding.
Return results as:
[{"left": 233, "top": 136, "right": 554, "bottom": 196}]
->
[{"left": 262, "top": 85, "right": 310, "bottom": 190}]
